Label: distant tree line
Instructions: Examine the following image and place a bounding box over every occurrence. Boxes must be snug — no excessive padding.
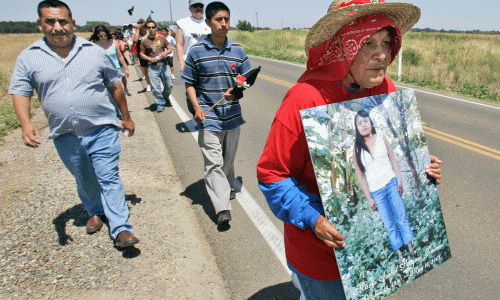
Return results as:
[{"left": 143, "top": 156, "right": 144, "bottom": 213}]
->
[
  {"left": 411, "top": 27, "right": 499, "bottom": 35},
  {"left": 0, "top": 21, "right": 112, "bottom": 33},
  {"left": 1, "top": 21, "right": 498, "bottom": 35}
]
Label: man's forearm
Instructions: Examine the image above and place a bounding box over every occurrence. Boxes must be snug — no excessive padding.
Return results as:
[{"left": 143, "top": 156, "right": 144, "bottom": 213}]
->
[
  {"left": 108, "top": 82, "right": 131, "bottom": 119},
  {"left": 12, "top": 94, "right": 33, "bottom": 128},
  {"left": 185, "top": 84, "right": 199, "bottom": 111}
]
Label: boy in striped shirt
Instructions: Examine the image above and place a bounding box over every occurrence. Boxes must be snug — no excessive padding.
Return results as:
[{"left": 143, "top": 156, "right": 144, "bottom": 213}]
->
[{"left": 181, "top": 1, "right": 252, "bottom": 225}]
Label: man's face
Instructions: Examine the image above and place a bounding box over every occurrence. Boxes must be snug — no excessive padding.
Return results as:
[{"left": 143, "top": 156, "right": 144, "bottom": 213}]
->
[
  {"left": 146, "top": 22, "right": 157, "bottom": 37},
  {"left": 206, "top": 10, "right": 230, "bottom": 38},
  {"left": 189, "top": 4, "right": 204, "bottom": 20},
  {"left": 37, "top": 6, "right": 75, "bottom": 49}
]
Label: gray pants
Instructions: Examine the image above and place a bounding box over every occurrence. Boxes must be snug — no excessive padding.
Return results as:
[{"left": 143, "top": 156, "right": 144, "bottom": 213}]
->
[{"left": 198, "top": 127, "right": 240, "bottom": 214}]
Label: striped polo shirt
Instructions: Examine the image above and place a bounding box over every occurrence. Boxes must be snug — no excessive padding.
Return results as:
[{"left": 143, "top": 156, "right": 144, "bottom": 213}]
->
[
  {"left": 181, "top": 36, "right": 252, "bottom": 131},
  {"left": 9, "top": 36, "right": 122, "bottom": 139}
]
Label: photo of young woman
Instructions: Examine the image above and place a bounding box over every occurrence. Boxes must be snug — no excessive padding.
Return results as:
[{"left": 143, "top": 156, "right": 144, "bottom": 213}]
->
[{"left": 353, "top": 110, "right": 416, "bottom": 264}]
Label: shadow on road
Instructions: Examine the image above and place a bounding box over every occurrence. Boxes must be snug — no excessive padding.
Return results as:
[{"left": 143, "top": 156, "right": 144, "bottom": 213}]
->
[
  {"left": 52, "top": 194, "right": 142, "bottom": 248},
  {"left": 180, "top": 179, "right": 217, "bottom": 225},
  {"left": 248, "top": 281, "right": 300, "bottom": 300}
]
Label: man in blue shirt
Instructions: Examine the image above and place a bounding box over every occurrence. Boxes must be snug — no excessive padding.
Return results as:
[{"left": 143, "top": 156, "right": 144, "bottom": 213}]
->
[
  {"left": 9, "top": 0, "right": 139, "bottom": 248},
  {"left": 181, "top": 1, "right": 252, "bottom": 225}
]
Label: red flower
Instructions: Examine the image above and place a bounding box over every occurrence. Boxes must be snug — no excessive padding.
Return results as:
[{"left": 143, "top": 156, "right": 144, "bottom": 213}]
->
[
  {"left": 231, "top": 63, "right": 237, "bottom": 70},
  {"left": 236, "top": 75, "right": 246, "bottom": 85}
]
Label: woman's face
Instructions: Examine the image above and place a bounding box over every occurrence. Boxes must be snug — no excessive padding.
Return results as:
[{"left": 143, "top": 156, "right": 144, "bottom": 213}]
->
[
  {"left": 97, "top": 31, "right": 108, "bottom": 41},
  {"left": 356, "top": 116, "right": 373, "bottom": 137},
  {"left": 346, "top": 29, "right": 392, "bottom": 90},
  {"left": 109, "top": 31, "right": 116, "bottom": 40}
]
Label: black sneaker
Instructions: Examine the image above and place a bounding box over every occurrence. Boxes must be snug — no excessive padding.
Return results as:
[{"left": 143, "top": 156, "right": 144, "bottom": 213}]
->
[{"left": 217, "top": 210, "right": 232, "bottom": 225}]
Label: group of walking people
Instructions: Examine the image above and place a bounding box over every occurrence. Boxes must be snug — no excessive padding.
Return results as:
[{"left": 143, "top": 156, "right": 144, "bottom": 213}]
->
[{"left": 9, "top": 0, "right": 444, "bottom": 299}]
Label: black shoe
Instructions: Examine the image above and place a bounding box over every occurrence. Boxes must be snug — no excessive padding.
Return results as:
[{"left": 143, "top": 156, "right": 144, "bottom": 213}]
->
[
  {"left": 217, "top": 210, "right": 231, "bottom": 225},
  {"left": 230, "top": 190, "right": 236, "bottom": 200}
]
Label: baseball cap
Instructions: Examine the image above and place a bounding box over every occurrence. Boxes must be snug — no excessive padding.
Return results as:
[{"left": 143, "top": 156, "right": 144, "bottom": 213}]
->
[{"left": 189, "top": 0, "right": 203, "bottom": 6}]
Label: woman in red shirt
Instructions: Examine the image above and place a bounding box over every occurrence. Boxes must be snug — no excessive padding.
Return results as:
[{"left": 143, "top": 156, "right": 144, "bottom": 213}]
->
[{"left": 257, "top": 1, "right": 442, "bottom": 299}]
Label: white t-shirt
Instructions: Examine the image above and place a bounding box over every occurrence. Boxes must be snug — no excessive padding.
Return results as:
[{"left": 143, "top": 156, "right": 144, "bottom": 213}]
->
[
  {"left": 176, "top": 16, "right": 211, "bottom": 60},
  {"left": 166, "top": 35, "right": 176, "bottom": 57},
  {"left": 360, "top": 133, "right": 397, "bottom": 192}
]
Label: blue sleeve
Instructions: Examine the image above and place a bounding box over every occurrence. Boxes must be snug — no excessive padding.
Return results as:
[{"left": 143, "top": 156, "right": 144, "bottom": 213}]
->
[
  {"left": 181, "top": 51, "right": 198, "bottom": 85},
  {"left": 258, "top": 177, "right": 324, "bottom": 229},
  {"left": 8, "top": 53, "right": 34, "bottom": 97},
  {"left": 239, "top": 51, "right": 252, "bottom": 76}
]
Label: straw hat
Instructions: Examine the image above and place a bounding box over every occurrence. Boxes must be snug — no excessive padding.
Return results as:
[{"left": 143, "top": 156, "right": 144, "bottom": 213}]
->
[{"left": 305, "top": 0, "right": 420, "bottom": 55}]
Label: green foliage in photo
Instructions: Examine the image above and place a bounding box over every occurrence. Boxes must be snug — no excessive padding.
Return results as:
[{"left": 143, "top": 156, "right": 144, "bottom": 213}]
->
[{"left": 301, "top": 90, "right": 451, "bottom": 300}]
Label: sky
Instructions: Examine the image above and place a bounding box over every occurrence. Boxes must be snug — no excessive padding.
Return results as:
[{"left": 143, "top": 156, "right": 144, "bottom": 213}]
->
[{"left": 1, "top": 0, "right": 499, "bottom": 32}]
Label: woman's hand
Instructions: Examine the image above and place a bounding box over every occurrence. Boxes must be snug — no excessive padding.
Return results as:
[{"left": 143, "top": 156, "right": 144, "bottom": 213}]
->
[
  {"left": 313, "top": 215, "right": 345, "bottom": 249},
  {"left": 368, "top": 197, "right": 377, "bottom": 211},
  {"left": 398, "top": 180, "right": 403, "bottom": 195},
  {"left": 124, "top": 69, "right": 130, "bottom": 78},
  {"left": 426, "top": 155, "right": 443, "bottom": 184}
]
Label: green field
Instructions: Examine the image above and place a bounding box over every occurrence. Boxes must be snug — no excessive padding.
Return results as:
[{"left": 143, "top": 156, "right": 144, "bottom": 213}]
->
[
  {"left": 1, "top": 30, "right": 499, "bottom": 140},
  {"left": 229, "top": 30, "right": 500, "bottom": 103}
]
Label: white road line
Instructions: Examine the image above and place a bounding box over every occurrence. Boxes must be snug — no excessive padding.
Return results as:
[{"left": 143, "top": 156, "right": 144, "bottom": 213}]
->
[
  {"left": 249, "top": 55, "right": 500, "bottom": 110},
  {"left": 169, "top": 94, "right": 291, "bottom": 275}
]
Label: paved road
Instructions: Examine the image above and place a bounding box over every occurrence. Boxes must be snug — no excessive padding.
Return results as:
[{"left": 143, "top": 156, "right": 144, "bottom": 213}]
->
[{"left": 140, "top": 55, "right": 500, "bottom": 299}]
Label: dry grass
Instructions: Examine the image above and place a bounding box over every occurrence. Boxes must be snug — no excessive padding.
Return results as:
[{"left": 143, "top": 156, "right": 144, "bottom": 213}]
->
[
  {"left": 230, "top": 30, "right": 500, "bottom": 103},
  {"left": 0, "top": 32, "right": 92, "bottom": 139}
]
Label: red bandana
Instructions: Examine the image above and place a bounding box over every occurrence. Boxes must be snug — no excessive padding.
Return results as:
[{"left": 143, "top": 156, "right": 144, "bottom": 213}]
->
[{"left": 298, "top": 14, "right": 401, "bottom": 83}]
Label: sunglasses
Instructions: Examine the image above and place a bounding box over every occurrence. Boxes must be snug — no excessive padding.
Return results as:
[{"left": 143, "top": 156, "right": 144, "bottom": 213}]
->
[
  {"left": 190, "top": 4, "right": 204, "bottom": 9},
  {"left": 110, "top": 33, "right": 116, "bottom": 36},
  {"left": 146, "top": 26, "right": 156, "bottom": 29},
  {"left": 98, "top": 34, "right": 107, "bottom": 38}
]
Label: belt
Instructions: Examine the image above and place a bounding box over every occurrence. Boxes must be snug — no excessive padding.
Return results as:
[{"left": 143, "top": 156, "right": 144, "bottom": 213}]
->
[{"left": 149, "top": 62, "right": 165, "bottom": 66}]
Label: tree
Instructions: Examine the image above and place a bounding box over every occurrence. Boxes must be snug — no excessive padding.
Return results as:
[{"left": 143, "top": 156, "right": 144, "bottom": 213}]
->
[
  {"left": 77, "top": 21, "right": 112, "bottom": 32},
  {"left": 236, "top": 20, "right": 254, "bottom": 32}
]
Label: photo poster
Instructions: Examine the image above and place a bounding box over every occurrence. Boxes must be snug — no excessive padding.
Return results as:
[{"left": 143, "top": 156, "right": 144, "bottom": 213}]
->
[{"left": 299, "top": 90, "right": 451, "bottom": 300}]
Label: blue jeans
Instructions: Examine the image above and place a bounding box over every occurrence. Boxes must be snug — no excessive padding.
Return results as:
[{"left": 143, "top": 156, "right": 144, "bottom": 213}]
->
[
  {"left": 296, "top": 275, "right": 346, "bottom": 300},
  {"left": 371, "top": 177, "right": 413, "bottom": 251},
  {"left": 148, "top": 63, "right": 173, "bottom": 110},
  {"left": 53, "top": 125, "right": 133, "bottom": 239}
]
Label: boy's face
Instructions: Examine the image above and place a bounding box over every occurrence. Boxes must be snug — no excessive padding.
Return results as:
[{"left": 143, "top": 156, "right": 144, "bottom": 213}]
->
[{"left": 206, "top": 10, "right": 230, "bottom": 38}]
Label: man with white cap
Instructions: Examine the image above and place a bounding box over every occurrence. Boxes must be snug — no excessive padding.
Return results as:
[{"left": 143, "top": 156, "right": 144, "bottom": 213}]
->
[{"left": 176, "top": 0, "right": 211, "bottom": 115}]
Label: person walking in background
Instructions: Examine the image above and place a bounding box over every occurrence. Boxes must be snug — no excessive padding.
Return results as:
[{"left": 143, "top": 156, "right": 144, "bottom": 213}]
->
[
  {"left": 133, "top": 19, "right": 151, "bottom": 92},
  {"left": 176, "top": 0, "right": 211, "bottom": 114},
  {"left": 257, "top": 0, "right": 442, "bottom": 298},
  {"left": 110, "top": 28, "right": 129, "bottom": 65},
  {"left": 140, "top": 19, "right": 173, "bottom": 113},
  {"left": 162, "top": 27, "right": 177, "bottom": 80},
  {"left": 90, "top": 25, "right": 131, "bottom": 97},
  {"left": 10, "top": 0, "right": 139, "bottom": 248},
  {"left": 123, "top": 23, "right": 135, "bottom": 63},
  {"left": 353, "top": 110, "right": 415, "bottom": 264},
  {"left": 181, "top": 1, "right": 252, "bottom": 225}
]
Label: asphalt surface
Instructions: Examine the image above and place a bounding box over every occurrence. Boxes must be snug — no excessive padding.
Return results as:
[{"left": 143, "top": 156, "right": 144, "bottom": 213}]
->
[{"left": 140, "top": 55, "right": 500, "bottom": 300}]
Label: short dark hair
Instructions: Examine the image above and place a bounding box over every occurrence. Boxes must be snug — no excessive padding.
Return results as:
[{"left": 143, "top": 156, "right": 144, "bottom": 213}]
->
[
  {"left": 205, "top": 1, "right": 230, "bottom": 21},
  {"left": 146, "top": 20, "right": 157, "bottom": 27},
  {"left": 37, "top": 0, "right": 72, "bottom": 19}
]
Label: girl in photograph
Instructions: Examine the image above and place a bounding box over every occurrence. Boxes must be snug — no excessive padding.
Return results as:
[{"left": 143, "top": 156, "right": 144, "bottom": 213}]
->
[{"left": 353, "top": 110, "right": 415, "bottom": 263}]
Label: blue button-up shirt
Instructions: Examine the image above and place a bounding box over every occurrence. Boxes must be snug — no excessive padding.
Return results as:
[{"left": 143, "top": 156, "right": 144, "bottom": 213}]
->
[{"left": 9, "top": 35, "right": 122, "bottom": 139}]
